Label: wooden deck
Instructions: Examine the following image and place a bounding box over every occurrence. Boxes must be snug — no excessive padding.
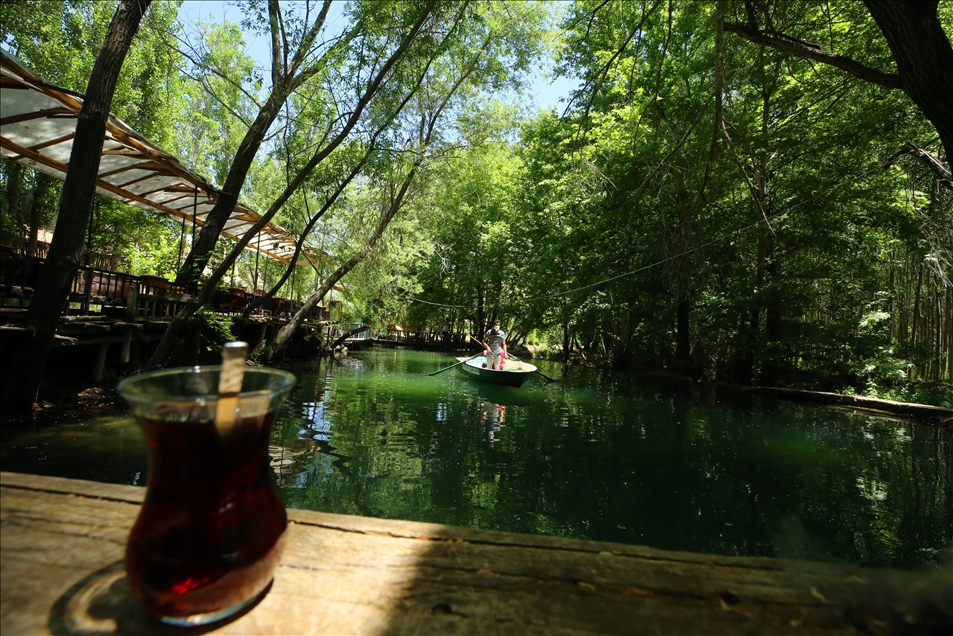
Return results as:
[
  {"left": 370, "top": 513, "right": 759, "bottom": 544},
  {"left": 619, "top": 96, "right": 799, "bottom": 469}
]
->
[
  {"left": 1, "top": 471, "right": 950, "bottom": 635},
  {"left": 0, "top": 310, "right": 333, "bottom": 388}
]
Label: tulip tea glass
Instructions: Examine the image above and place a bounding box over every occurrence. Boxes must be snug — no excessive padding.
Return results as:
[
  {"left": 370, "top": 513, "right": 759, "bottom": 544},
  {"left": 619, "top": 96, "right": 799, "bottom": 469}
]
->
[{"left": 117, "top": 366, "right": 296, "bottom": 626}]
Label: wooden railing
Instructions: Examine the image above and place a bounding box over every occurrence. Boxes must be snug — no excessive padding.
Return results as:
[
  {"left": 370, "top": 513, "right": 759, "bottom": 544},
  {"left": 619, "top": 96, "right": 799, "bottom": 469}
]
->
[
  {"left": 69, "top": 266, "right": 138, "bottom": 316},
  {"left": 1, "top": 247, "right": 321, "bottom": 322}
]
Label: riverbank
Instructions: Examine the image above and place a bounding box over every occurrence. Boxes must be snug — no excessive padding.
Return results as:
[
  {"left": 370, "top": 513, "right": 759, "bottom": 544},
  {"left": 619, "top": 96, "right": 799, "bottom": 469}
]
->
[
  {"left": 753, "top": 386, "right": 953, "bottom": 426},
  {"left": 518, "top": 346, "right": 953, "bottom": 427}
]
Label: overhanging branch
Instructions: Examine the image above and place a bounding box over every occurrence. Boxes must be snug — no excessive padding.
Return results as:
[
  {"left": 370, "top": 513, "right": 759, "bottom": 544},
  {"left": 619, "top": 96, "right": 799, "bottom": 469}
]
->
[
  {"left": 724, "top": 23, "right": 902, "bottom": 90},
  {"left": 883, "top": 142, "right": 953, "bottom": 191}
]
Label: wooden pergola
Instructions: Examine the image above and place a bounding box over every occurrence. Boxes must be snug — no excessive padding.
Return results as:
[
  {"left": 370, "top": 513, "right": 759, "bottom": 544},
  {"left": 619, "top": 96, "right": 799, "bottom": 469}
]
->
[{"left": 0, "top": 49, "right": 313, "bottom": 266}]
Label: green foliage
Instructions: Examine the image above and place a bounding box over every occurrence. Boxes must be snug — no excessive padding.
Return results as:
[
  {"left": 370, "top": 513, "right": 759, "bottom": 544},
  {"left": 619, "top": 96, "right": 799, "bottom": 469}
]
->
[
  {"left": 861, "top": 381, "right": 953, "bottom": 409},
  {"left": 175, "top": 17, "right": 260, "bottom": 185},
  {"left": 195, "top": 305, "right": 235, "bottom": 354},
  {"left": 1, "top": 0, "right": 948, "bottom": 398},
  {"left": 375, "top": 0, "right": 950, "bottom": 397},
  {"left": 0, "top": 0, "right": 186, "bottom": 147},
  {"left": 102, "top": 206, "right": 181, "bottom": 278}
]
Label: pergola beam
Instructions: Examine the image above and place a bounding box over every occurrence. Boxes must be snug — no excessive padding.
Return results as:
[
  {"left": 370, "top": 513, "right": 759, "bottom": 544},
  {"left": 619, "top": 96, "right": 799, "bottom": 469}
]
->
[{"left": 0, "top": 49, "right": 312, "bottom": 266}]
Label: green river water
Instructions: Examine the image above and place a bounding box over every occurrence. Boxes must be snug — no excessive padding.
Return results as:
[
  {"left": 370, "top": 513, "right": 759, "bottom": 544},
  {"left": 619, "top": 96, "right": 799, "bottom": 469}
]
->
[{"left": 2, "top": 348, "right": 951, "bottom": 569}]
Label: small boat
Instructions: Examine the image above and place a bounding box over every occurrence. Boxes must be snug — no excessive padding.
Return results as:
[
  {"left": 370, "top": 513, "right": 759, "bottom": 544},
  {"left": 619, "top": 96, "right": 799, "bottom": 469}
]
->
[{"left": 456, "top": 356, "right": 537, "bottom": 388}]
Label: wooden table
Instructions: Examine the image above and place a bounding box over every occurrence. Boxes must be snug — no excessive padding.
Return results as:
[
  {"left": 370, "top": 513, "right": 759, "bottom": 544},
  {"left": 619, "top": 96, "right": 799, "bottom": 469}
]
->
[{"left": 2, "top": 472, "right": 950, "bottom": 635}]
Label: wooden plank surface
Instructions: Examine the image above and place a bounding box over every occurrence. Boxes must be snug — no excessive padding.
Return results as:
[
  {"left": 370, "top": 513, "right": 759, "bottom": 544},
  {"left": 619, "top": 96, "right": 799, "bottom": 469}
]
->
[{"left": 1, "top": 471, "right": 950, "bottom": 635}]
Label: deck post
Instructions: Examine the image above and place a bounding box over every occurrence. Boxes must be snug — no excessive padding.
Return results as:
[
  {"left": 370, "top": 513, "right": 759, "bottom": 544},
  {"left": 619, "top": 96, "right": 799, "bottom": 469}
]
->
[
  {"left": 93, "top": 342, "right": 108, "bottom": 382},
  {"left": 125, "top": 285, "right": 137, "bottom": 321},
  {"left": 258, "top": 322, "right": 269, "bottom": 351},
  {"left": 82, "top": 267, "right": 93, "bottom": 315},
  {"left": 130, "top": 337, "right": 140, "bottom": 371},
  {"left": 120, "top": 328, "right": 132, "bottom": 363}
]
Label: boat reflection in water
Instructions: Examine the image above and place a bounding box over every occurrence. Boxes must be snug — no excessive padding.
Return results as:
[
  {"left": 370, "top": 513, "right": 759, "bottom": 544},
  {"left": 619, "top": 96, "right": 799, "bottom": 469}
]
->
[{"left": 480, "top": 401, "right": 506, "bottom": 444}]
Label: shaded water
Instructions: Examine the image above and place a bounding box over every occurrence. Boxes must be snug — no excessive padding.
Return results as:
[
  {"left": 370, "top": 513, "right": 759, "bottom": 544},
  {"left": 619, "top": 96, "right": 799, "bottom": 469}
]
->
[{"left": 3, "top": 348, "right": 951, "bottom": 568}]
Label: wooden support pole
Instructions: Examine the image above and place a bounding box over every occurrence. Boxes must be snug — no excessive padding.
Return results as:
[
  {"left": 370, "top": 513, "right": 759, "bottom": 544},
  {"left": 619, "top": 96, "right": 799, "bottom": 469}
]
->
[
  {"left": 82, "top": 267, "right": 93, "bottom": 315},
  {"left": 120, "top": 329, "right": 132, "bottom": 363},
  {"left": 192, "top": 327, "right": 201, "bottom": 358},
  {"left": 125, "top": 285, "right": 137, "bottom": 321},
  {"left": 93, "top": 342, "right": 108, "bottom": 383},
  {"left": 258, "top": 322, "right": 268, "bottom": 352}
]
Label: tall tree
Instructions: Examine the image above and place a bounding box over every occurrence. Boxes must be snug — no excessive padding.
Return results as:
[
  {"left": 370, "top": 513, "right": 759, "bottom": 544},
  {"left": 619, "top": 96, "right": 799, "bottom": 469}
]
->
[
  {"left": 2, "top": 0, "right": 153, "bottom": 410},
  {"left": 725, "top": 0, "right": 953, "bottom": 166},
  {"left": 862, "top": 0, "right": 953, "bottom": 162},
  {"left": 266, "top": 0, "right": 550, "bottom": 357},
  {"left": 172, "top": 0, "right": 420, "bottom": 287},
  {"left": 145, "top": 0, "right": 451, "bottom": 367}
]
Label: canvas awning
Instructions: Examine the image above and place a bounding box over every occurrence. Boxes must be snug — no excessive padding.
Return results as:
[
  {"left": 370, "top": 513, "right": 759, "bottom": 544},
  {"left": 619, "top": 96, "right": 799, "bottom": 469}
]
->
[{"left": 0, "top": 49, "right": 313, "bottom": 265}]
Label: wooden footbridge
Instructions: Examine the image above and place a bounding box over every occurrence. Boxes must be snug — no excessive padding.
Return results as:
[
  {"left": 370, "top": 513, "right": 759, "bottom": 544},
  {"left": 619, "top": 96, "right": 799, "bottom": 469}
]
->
[{"left": 0, "top": 247, "right": 334, "bottom": 383}]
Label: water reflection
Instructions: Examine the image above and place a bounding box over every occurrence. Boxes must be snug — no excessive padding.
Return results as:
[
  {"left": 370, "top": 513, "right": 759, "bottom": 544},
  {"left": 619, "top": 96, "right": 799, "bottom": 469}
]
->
[
  {"left": 270, "top": 350, "right": 952, "bottom": 569},
  {"left": 1, "top": 348, "right": 950, "bottom": 569},
  {"left": 479, "top": 401, "right": 506, "bottom": 444}
]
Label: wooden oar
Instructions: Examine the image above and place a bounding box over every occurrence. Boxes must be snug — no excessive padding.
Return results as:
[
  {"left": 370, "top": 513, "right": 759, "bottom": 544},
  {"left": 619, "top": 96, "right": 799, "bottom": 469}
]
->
[
  {"left": 429, "top": 350, "right": 484, "bottom": 376},
  {"left": 507, "top": 353, "right": 558, "bottom": 383},
  {"left": 468, "top": 334, "right": 490, "bottom": 351}
]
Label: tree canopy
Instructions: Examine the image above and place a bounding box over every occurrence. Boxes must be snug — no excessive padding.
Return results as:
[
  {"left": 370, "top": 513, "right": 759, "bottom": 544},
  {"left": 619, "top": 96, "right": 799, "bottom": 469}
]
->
[{"left": 0, "top": 0, "right": 949, "bottom": 402}]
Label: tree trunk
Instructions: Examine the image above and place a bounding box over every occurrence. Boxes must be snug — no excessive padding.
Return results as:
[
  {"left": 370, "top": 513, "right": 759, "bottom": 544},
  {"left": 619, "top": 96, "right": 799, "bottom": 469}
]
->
[
  {"left": 175, "top": 92, "right": 285, "bottom": 287},
  {"left": 266, "top": 168, "right": 419, "bottom": 360},
  {"left": 863, "top": 0, "right": 953, "bottom": 162},
  {"left": 331, "top": 325, "right": 369, "bottom": 350},
  {"left": 562, "top": 319, "right": 571, "bottom": 364},
  {"left": 476, "top": 286, "right": 485, "bottom": 337},
  {"left": 1, "top": 0, "right": 152, "bottom": 411},
  {"left": 934, "top": 274, "right": 943, "bottom": 382},
  {"left": 674, "top": 297, "right": 691, "bottom": 369},
  {"left": 21, "top": 190, "right": 35, "bottom": 251},
  {"left": 5, "top": 162, "right": 23, "bottom": 246},
  {"left": 739, "top": 216, "right": 771, "bottom": 384},
  {"left": 175, "top": 3, "right": 437, "bottom": 287},
  {"left": 911, "top": 262, "right": 923, "bottom": 378},
  {"left": 672, "top": 172, "right": 693, "bottom": 373},
  {"left": 945, "top": 281, "right": 952, "bottom": 382},
  {"left": 761, "top": 253, "right": 782, "bottom": 386}
]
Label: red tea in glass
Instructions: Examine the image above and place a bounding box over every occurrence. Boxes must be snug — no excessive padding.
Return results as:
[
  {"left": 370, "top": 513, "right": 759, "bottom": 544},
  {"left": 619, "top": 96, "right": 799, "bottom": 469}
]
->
[{"left": 117, "top": 366, "right": 295, "bottom": 626}]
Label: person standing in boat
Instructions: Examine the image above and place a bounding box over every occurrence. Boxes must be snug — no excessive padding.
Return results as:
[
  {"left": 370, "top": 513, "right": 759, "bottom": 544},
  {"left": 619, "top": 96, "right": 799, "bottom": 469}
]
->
[{"left": 482, "top": 319, "right": 508, "bottom": 370}]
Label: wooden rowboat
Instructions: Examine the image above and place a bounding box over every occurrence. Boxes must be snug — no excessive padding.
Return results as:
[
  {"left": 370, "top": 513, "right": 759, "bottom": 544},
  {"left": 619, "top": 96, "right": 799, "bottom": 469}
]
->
[{"left": 456, "top": 355, "right": 537, "bottom": 387}]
